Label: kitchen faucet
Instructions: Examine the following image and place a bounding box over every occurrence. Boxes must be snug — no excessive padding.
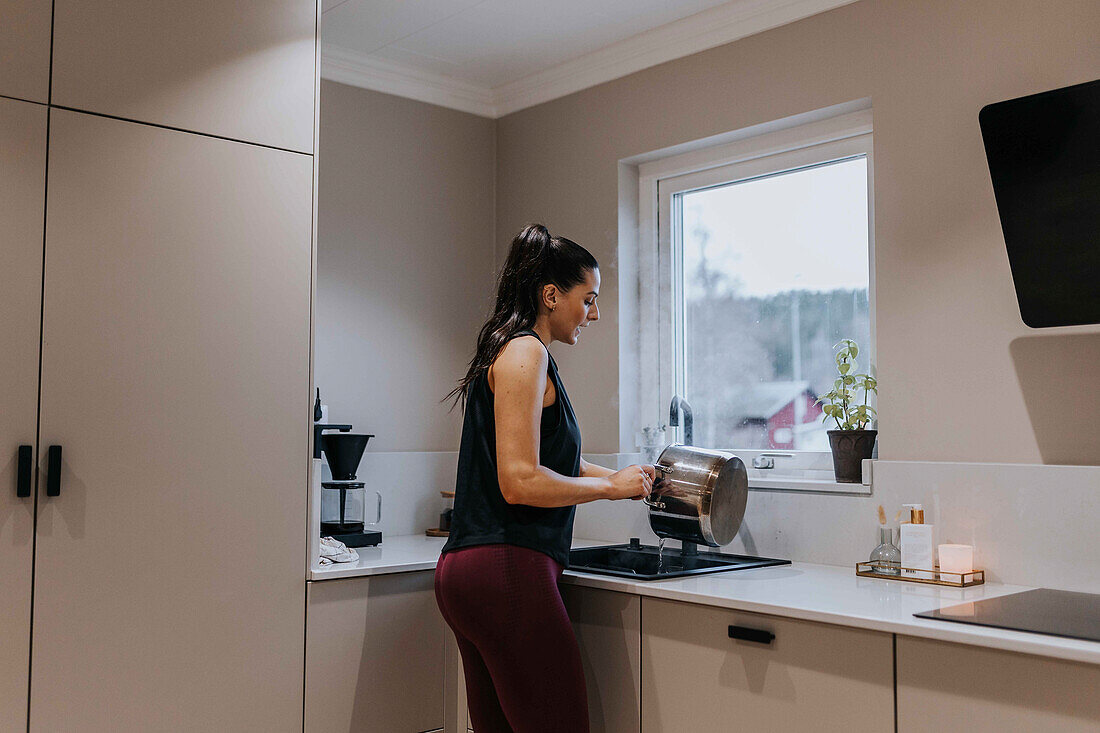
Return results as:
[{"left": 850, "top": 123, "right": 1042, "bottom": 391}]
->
[{"left": 669, "top": 395, "right": 693, "bottom": 446}]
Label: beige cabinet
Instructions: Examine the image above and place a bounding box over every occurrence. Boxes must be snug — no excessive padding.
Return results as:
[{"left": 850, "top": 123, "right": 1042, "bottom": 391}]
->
[
  {"left": 445, "top": 628, "right": 471, "bottom": 733},
  {"left": 0, "top": 96, "right": 47, "bottom": 733},
  {"left": 641, "top": 597, "right": 894, "bottom": 732},
  {"left": 0, "top": 0, "right": 52, "bottom": 102},
  {"left": 51, "top": 0, "right": 317, "bottom": 152},
  {"left": 561, "top": 585, "right": 642, "bottom": 733},
  {"left": 897, "top": 636, "right": 1100, "bottom": 732},
  {"left": 306, "top": 571, "right": 447, "bottom": 733},
  {"left": 27, "top": 109, "right": 313, "bottom": 731}
]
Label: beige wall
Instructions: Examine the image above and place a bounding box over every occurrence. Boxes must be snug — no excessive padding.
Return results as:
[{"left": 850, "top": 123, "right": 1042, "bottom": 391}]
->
[
  {"left": 316, "top": 80, "right": 496, "bottom": 452},
  {"left": 496, "top": 0, "right": 1100, "bottom": 462}
]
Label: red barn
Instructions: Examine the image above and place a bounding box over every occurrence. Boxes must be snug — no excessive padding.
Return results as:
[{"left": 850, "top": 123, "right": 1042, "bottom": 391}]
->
[{"left": 730, "top": 381, "right": 823, "bottom": 450}]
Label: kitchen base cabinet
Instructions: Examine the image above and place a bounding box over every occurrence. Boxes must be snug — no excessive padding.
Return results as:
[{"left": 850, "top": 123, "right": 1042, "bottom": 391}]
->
[
  {"left": 306, "top": 571, "right": 446, "bottom": 733},
  {"left": 561, "top": 585, "right": 642, "bottom": 733},
  {"left": 453, "top": 585, "right": 641, "bottom": 733},
  {"left": 641, "top": 597, "right": 894, "bottom": 732},
  {"left": 444, "top": 624, "right": 474, "bottom": 733},
  {"left": 896, "top": 636, "right": 1100, "bottom": 732}
]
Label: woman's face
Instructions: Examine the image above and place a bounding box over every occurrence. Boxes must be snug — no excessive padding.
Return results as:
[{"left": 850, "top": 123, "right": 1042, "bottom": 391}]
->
[{"left": 548, "top": 268, "right": 600, "bottom": 345}]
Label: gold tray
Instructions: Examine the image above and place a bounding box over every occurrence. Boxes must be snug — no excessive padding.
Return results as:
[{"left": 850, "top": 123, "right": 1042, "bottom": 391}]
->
[{"left": 855, "top": 561, "right": 985, "bottom": 587}]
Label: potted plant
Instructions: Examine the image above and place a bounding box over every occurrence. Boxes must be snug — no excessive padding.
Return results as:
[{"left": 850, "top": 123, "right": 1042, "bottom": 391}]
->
[{"left": 816, "top": 339, "right": 877, "bottom": 482}]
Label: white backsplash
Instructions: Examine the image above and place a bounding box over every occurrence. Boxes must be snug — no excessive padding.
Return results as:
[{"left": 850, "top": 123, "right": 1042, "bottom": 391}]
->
[
  {"left": 350, "top": 451, "right": 459, "bottom": 538},
  {"left": 351, "top": 450, "right": 1100, "bottom": 593},
  {"left": 575, "top": 455, "right": 1100, "bottom": 594}
]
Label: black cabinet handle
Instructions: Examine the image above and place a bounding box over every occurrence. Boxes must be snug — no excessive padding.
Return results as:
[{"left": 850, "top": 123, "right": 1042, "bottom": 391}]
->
[
  {"left": 46, "top": 445, "right": 62, "bottom": 497},
  {"left": 728, "top": 625, "right": 775, "bottom": 645},
  {"left": 17, "top": 445, "right": 32, "bottom": 498}
]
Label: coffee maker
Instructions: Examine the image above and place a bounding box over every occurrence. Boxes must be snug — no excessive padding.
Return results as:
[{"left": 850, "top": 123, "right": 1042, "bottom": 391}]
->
[{"left": 314, "top": 392, "right": 381, "bottom": 547}]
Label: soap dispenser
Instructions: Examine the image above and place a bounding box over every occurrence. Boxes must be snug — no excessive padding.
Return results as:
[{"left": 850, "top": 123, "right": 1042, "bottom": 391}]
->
[{"left": 900, "top": 504, "right": 934, "bottom": 579}]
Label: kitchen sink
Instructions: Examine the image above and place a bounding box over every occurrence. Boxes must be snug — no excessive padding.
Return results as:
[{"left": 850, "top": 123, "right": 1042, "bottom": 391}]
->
[{"left": 569, "top": 540, "right": 789, "bottom": 580}]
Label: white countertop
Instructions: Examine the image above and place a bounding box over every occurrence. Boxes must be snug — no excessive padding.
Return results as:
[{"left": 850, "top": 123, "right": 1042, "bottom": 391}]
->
[
  {"left": 310, "top": 533, "right": 450, "bottom": 580},
  {"left": 309, "top": 534, "right": 1100, "bottom": 666}
]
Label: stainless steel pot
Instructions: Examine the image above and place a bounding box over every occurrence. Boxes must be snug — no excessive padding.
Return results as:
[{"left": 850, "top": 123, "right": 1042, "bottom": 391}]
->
[{"left": 643, "top": 444, "right": 748, "bottom": 547}]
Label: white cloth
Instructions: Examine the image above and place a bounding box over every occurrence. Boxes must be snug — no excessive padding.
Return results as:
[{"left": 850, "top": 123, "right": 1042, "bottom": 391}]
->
[{"left": 319, "top": 536, "right": 360, "bottom": 565}]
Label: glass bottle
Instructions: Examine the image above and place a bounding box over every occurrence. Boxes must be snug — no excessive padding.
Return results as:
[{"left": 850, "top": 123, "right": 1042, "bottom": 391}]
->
[{"left": 869, "top": 526, "right": 901, "bottom": 575}]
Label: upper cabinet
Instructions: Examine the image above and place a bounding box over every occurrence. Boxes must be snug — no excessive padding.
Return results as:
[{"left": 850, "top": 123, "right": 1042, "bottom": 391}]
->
[
  {"left": 51, "top": 0, "right": 317, "bottom": 153},
  {"left": 0, "top": 0, "right": 52, "bottom": 102}
]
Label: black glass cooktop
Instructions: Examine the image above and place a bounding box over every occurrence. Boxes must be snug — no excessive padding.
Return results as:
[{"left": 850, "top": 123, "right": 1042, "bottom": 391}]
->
[
  {"left": 568, "top": 540, "right": 789, "bottom": 581},
  {"left": 915, "top": 588, "right": 1100, "bottom": 643}
]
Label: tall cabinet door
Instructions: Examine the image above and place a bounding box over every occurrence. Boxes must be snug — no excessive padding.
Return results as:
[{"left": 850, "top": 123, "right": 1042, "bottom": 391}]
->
[
  {"left": 0, "top": 96, "right": 46, "bottom": 733},
  {"left": 0, "top": 0, "right": 53, "bottom": 102},
  {"left": 31, "top": 109, "right": 313, "bottom": 731}
]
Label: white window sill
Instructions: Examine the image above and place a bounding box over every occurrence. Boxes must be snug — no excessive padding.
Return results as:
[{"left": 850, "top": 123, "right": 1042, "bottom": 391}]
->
[{"left": 746, "top": 459, "right": 873, "bottom": 495}]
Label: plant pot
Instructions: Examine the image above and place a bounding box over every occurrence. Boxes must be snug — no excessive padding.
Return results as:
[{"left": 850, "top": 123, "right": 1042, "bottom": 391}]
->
[{"left": 827, "top": 429, "right": 877, "bottom": 483}]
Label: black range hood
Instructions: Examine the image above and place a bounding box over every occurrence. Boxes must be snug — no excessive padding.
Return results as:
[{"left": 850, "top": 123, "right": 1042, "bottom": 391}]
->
[{"left": 979, "top": 78, "right": 1100, "bottom": 328}]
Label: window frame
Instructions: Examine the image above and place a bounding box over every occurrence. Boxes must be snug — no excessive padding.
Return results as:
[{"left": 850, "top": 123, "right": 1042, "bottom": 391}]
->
[{"left": 636, "top": 110, "right": 876, "bottom": 493}]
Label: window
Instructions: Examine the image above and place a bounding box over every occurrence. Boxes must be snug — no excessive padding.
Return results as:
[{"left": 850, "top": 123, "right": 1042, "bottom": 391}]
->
[{"left": 638, "top": 110, "right": 875, "bottom": 490}]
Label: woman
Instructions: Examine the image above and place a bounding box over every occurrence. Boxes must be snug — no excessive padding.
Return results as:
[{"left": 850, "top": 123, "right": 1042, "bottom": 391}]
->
[{"left": 436, "top": 224, "right": 654, "bottom": 732}]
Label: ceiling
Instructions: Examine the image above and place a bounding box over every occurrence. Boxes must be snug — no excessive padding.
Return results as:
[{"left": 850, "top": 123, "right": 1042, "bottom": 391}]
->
[{"left": 320, "top": 0, "right": 856, "bottom": 118}]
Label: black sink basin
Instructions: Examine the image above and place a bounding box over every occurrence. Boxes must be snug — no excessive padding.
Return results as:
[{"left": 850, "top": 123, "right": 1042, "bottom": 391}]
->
[{"left": 569, "top": 542, "right": 789, "bottom": 580}]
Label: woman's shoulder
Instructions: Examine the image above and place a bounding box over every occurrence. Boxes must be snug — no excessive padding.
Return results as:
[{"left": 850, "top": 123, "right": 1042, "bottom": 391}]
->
[
  {"left": 496, "top": 333, "right": 547, "bottom": 367},
  {"left": 489, "top": 334, "right": 549, "bottom": 394}
]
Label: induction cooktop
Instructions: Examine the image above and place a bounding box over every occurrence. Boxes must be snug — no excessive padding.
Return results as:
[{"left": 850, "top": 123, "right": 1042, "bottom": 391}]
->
[
  {"left": 568, "top": 539, "right": 789, "bottom": 581},
  {"left": 915, "top": 588, "right": 1100, "bottom": 644}
]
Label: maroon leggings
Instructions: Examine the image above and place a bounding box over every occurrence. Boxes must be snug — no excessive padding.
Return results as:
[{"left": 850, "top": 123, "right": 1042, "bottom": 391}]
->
[{"left": 435, "top": 544, "right": 589, "bottom": 733}]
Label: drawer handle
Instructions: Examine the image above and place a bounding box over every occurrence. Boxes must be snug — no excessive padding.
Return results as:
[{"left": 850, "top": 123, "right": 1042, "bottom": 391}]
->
[
  {"left": 728, "top": 625, "right": 775, "bottom": 645},
  {"left": 17, "top": 445, "right": 33, "bottom": 498},
  {"left": 47, "top": 445, "right": 62, "bottom": 497}
]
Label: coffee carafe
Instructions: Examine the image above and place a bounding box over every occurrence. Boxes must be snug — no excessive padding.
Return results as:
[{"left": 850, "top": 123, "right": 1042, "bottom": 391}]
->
[{"left": 318, "top": 427, "right": 382, "bottom": 548}]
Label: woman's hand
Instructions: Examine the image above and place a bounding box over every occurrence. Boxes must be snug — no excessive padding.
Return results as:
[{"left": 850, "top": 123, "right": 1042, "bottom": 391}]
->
[{"left": 605, "top": 464, "right": 655, "bottom": 500}]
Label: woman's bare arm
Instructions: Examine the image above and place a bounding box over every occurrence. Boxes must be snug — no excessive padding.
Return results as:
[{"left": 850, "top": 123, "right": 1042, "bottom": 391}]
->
[
  {"left": 579, "top": 458, "right": 615, "bottom": 479},
  {"left": 493, "top": 336, "right": 652, "bottom": 507}
]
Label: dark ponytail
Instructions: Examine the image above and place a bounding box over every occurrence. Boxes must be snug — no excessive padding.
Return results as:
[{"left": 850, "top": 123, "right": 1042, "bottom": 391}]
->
[{"left": 446, "top": 223, "right": 598, "bottom": 408}]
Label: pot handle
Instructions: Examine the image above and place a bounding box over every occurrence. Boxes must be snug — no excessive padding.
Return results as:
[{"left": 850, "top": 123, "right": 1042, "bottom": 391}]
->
[{"left": 645, "top": 464, "right": 673, "bottom": 509}]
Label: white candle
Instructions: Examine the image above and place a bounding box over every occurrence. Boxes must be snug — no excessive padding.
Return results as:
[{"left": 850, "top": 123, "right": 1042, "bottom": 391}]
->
[{"left": 938, "top": 544, "right": 974, "bottom": 576}]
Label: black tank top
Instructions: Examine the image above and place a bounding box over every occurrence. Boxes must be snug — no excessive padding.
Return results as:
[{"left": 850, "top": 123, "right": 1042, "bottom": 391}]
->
[{"left": 441, "top": 331, "right": 582, "bottom": 566}]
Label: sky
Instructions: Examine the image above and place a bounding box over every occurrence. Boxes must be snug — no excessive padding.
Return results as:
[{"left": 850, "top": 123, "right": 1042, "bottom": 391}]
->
[{"left": 681, "top": 156, "right": 870, "bottom": 299}]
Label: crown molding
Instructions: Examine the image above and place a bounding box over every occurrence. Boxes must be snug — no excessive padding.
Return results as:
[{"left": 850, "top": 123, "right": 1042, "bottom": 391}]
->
[
  {"left": 321, "top": 0, "right": 857, "bottom": 119},
  {"left": 492, "top": 0, "right": 858, "bottom": 116},
  {"left": 321, "top": 44, "right": 497, "bottom": 118}
]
